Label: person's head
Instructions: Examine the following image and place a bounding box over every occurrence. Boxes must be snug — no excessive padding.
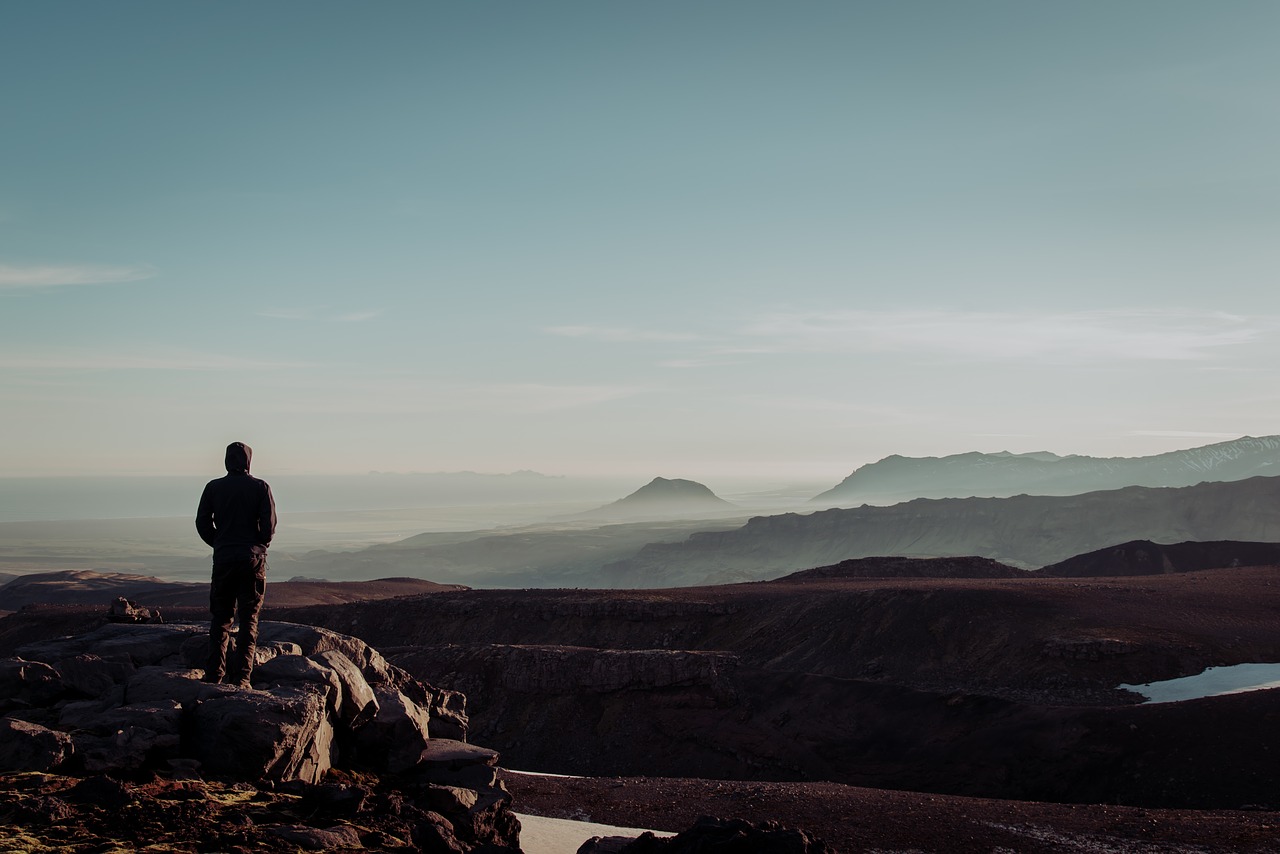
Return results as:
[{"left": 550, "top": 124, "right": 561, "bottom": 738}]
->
[{"left": 224, "top": 442, "right": 252, "bottom": 474}]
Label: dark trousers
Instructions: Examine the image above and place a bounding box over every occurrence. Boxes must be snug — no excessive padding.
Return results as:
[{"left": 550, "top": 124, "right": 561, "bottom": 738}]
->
[{"left": 206, "top": 556, "right": 267, "bottom": 683}]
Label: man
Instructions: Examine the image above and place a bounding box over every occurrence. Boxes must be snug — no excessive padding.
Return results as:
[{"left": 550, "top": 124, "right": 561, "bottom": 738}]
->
[{"left": 195, "top": 442, "right": 277, "bottom": 688}]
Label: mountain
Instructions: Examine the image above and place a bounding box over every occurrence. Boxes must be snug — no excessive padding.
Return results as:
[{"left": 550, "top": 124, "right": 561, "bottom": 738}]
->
[
  {"left": 599, "top": 476, "right": 1280, "bottom": 587},
  {"left": 1038, "top": 540, "right": 1280, "bottom": 578},
  {"left": 813, "top": 435, "right": 1280, "bottom": 505},
  {"left": 576, "top": 477, "right": 739, "bottom": 522}
]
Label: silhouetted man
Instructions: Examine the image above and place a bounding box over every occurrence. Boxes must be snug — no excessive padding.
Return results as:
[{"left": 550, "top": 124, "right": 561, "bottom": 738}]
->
[{"left": 196, "top": 442, "right": 277, "bottom": 688}]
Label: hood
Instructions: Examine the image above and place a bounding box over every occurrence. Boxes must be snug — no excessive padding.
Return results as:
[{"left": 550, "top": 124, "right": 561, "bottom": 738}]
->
[{"left": 224, "top": 442, "right": 252, "bottom": 474}]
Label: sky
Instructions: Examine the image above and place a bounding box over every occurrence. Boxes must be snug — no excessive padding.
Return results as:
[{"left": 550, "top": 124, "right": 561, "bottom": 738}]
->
[{"left": 2, "top": 1, "right": 1279, "bottom": 480}]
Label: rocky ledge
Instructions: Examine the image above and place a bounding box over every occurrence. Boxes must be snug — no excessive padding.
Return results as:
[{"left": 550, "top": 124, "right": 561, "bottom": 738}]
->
[{"left": 0, "top": 620, "right": 520, "bottom": 852}]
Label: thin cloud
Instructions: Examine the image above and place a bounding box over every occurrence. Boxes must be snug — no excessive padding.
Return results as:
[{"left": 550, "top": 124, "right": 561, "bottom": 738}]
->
[
  {"left": 0, "top": 350, "right": 311, "bottom": 371},
  {"left": 734, "top": 309, "right": 1263, "bottom": 362},
  {"left": 258, "top": 307, "right": 382, "bottom": 322},
  {"left": 256, "top": 378, "right": 648, "bottom": 415},
  {"left": 0, "top": 263, "right": 156, "bottom": 289},
  {"left": 545, "top": 325, "right": 703, "bottom": 343},
  {"left": 550, "top": 309, "right": 1265, "bottom": 365},
  {"left": 1127, "top": 430, "right": 1247, "bottom": 439}
]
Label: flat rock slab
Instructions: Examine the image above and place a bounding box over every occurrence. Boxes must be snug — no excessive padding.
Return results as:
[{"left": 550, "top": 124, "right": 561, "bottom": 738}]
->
[{"left": 419, "top": 739, "right": 499, "bottom": 768}]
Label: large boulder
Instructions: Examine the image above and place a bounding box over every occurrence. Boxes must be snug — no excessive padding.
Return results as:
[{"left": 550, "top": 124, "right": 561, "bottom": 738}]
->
[
  {"left": 0, "top": 717, "right": 74, "bottom": 772},
  {"left": 192, "top": 684, "right": 335, "bottom": 784},
  {"left": 353, "top": 684, "right": 433, "bottom": 773},
  {"left": 0, "top": 658, "right": 65, "bottom": 712},
  {"left": 18, "top": 622, "right": 205, "bottom": 668}
]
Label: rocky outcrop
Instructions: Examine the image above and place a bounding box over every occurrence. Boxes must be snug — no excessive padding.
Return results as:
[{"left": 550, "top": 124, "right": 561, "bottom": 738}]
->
[{"left": 0, "top": 620, "right": 517, "bottom": 853}]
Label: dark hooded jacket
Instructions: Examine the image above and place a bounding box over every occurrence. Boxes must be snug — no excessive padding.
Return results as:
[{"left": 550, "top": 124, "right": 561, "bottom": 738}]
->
[{"left": 196, "top": 442, "right": 277, "bottom": 563}]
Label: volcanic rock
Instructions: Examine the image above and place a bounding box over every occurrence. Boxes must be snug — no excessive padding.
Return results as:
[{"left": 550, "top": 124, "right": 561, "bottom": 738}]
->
[
  {"left": 0, "top": 620, "right": 517, "bottom": 853},
  {"left": 0, "top": 717, "right": 74, "bottom": 772}
]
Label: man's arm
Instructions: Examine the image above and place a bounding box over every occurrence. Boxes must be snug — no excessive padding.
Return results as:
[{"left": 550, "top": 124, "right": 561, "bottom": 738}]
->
[
  {"left": 259, "top": 482, "right": 277, "bottom": 547},
  {"left": 195, "top": 483, "right": 218, "bottom": 547}
]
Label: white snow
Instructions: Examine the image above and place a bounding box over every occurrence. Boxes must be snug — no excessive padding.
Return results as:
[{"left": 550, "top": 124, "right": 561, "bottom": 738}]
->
[
  {"left": 1120, "top": 662, "right": 1280, "bottom": 704},
  {"left": 516, "top": 813, "right": 674, "bottom": 854}
]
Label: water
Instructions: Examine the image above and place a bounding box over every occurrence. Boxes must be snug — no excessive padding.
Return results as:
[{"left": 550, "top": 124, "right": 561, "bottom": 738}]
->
[{"left": 1120, "top": 662, "right": 1280, "bottom": 704}]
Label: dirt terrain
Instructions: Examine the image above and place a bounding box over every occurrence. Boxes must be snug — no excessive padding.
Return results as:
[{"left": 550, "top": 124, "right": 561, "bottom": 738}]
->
[
  {"left": 7, "top": 557, "right": 1280, "bottom": 850},
  {"left": 504, "top": 772, "right": 1280, "bottom": 853}
]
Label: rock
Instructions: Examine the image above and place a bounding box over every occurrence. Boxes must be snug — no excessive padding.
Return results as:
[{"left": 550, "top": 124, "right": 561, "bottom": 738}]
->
[
  {"left": 106, "top": 596, "right": 161, "bottom": 623},
  {"left": 419, "top": 783, "right": 479, "bottom": 815},
  {"left": 425, "top": 684, "right": 469, "bottom": 742},
  {"left": 257, "top": 622, "right": 399, "bottom": 685},
  {"left": 124, "top": 665, "right": 236, "bottom": 705},
  {"left": 353, "top": 684, "right": 432, "bottom": 773},
  {"left": 66, "top": 701, "right": 183, "bottom": 772},
  {"left": 79, "top": 725, "right": 179, "bottom": 773},
  {"left": 191, "top": 684, "right": 334, "bottom": 784},
  {"left": 415, "top": 739, "right": 499, "bottom": 778},
  {"left": 53, "top": 653, "right": 135, "bottom": 697},
  {"left": 311, "top": 649, "right": 378, "bottom": 727},
  {"left": 57, "top": 699, "right": 113, "bottom": 730},
  {"left": 266, "top": 824, "right": 363, "bottom": 849},
  {"left": 413, "top": 811, "right": 468, "bottom": 854},
  {"left": 65, "top": 775, "right": 132, "bottom": 809},
  {"left": 0, "top": 717, "right": 74, "bottom": 772},
  {"left": 181, "top": 633, "right": 305, "bottom": 670},
  {"left": 18, "top": 622, "right": 206, "bottom": 669},
  {"left": 257, "top": 654, "right": 344, "bottom": 706},
  {"left": 299, "top": 781, "right": 370, "bottom": 816},
  {"left": 0, "top": 658, "right": 66, "bottom": 709}
]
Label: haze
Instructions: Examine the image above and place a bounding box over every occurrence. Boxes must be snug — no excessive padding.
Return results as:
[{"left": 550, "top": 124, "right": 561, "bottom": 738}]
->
[{"left": 3, "top": 2, "right": 1280, "bottom": 480}]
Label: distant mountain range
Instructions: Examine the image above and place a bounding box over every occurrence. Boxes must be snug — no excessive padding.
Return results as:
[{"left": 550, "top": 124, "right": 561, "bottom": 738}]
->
[
  {"left": 813, "top": 435, "right": 1280, "bottom": 505},
  {"left": 601, "top": 475, "right": 1280, "bottom": 587},
  {"left": 576, "top": 477, "right": 738, "bottom": 522}
]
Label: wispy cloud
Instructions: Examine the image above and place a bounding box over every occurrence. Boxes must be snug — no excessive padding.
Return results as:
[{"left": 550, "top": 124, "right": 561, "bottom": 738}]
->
[
  {"left": 0, "top": 263, "right": 156, "bottom": 289},
  {"left": 258, "top": 378, "right": 648, "bottom": 415},
  {"left": 1127, "top": 430, "right": 1246, "bottom": 439},
  {"left": 549, "top": 309, "right": 1266, "bottom": 366},
  {"left": 258, "top": 307, "right": 382, "bottom": 323},
  {"left": 734, "top": 309, "right": 1261, "bottom": 362},
  {"left": 0, "top": 350, "right": 310, "bottom": 371},
  {"left": 545, "top": 325, "right": 702, "bottom": 343}
]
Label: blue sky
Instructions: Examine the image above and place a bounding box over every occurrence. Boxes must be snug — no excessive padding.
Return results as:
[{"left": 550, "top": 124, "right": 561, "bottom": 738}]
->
[{"left": 2, "top": 2, "right": 1279, "bottom": 479}]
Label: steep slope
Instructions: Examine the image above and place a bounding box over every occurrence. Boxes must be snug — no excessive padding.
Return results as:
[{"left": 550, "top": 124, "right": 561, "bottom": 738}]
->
[
  {"left": 814, "top": 435, "right": 1280, "bottom": 505},
  {"left": 1038, "top": 539, "right": 1280, "bottom": 577},
  {"left": 601, "top": 476, "right": 1280, "bottom": 587},
  {"left": 577, "top": 477, "right": 738, "bottom": 521}
]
